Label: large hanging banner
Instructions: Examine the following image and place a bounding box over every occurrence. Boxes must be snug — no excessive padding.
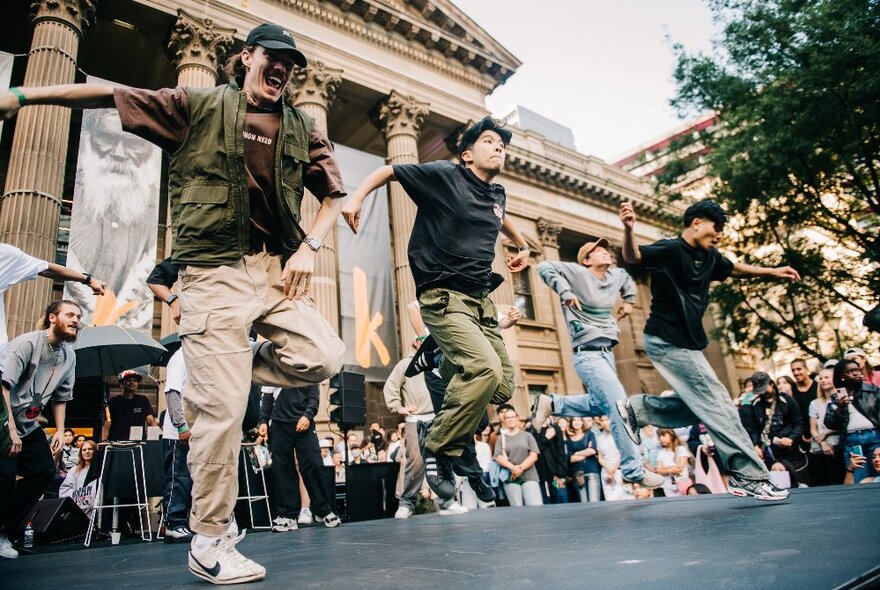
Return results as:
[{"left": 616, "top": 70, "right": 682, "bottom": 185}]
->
[
  {"left": 334, "top": 144, "right": 400, "bottom": 382},
  {"left": 64, "top": 76, "right": 162, "bottom": 333},
  {"left": 0, "top": 52, "right": 13, "bottom": 141}
]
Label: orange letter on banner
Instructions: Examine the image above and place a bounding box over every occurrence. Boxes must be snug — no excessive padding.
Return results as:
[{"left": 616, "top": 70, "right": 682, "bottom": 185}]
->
[{"left": 353, "top": 266, "right": 391, "bottom": 368}]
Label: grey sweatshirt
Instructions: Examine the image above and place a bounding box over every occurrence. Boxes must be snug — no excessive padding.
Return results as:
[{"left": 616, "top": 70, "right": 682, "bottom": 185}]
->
[{"left": 537, "top": 261, "right": 636, "bottom": 347}]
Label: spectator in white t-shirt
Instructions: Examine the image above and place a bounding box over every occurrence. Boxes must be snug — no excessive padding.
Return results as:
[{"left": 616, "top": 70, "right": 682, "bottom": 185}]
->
[
  {"left": 594, "top": 415, "right": 632, "bottom": 501},
  {"left": 652, "top": 428, "right": 691, "bottom": 497},
  {"left": 59, "top": 439, "right": 97, "bottom": 515},
  {"left": 160, "top": 349, "right": 193, "bottom": 543},
  {"left": 0, "top": 243, "right": 105, "bottom": 373}
]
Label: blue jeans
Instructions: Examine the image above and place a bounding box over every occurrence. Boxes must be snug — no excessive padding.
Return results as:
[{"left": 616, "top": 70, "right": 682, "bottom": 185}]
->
[
  {"left": 630, "top": 334, "right": 768, "bottom": 481},
  {"left": 162, "top": 439, "right": 193, "bottom": 530},
  {"left": 550, "top": 349, "right": 646, "bottom": 481},
  {"left": 843, "top": 429, "right": 880, "bottom": 484}
]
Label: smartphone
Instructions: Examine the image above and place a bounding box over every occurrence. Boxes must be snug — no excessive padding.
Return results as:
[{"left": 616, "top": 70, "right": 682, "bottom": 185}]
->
[{"left": 850, "top": 444, "right": 864, "bottom": 457}]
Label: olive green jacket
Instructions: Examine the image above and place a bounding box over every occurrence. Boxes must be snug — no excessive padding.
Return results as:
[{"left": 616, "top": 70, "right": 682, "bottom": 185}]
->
[{"left": 169, "top": 82, "right": 314, "bottom": 266}]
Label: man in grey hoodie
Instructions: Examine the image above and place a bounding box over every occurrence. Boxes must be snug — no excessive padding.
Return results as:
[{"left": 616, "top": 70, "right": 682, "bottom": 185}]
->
[{"left": 534, "top": 239, "right": 662, "bottom": 489}]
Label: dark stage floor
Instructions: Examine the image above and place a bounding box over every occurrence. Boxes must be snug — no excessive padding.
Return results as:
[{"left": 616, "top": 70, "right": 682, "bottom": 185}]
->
[{"left": 2, "top": 485, "right": 878, "bottom": 589}]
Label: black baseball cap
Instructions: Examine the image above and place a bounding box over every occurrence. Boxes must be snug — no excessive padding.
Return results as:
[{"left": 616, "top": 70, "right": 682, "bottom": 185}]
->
[
  {"left": 751, "top": 371, "right": 772, "bottom": 395},
  {"left": 245, "top": 23, "right": 307, "bottom": 67}
]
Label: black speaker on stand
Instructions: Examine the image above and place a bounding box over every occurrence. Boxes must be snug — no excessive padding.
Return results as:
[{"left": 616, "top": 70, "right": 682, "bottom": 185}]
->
[{"left": 328, "top": 371, "right": 367, "bottom": 520}]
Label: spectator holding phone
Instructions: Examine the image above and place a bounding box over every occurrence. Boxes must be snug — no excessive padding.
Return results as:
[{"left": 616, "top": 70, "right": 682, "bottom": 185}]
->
[{"left": 824, "top": 358, "right": 880, "bottom": 484}]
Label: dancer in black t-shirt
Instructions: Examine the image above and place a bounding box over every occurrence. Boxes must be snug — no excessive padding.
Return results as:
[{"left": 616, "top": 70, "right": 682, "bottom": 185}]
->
[{"left": 615, "top": 199, "right": 800, "bottom": 501}]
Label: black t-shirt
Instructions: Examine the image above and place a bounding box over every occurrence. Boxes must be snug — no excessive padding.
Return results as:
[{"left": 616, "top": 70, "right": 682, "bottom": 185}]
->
[
  {"left": 392, "top": 161, "right": 506, "bottom": 296},
  {"left": 640, "top": 237, "right": 734, "bottom": 350},
  {"left": 792, "top": 380, "right": 817, "bottom": 438},
  {"left": 107, "top": 394, "right": 155, "bottom": 441}
]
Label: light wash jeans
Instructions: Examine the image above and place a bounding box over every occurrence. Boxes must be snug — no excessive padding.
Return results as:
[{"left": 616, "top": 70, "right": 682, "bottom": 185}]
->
[
  {"left": 503, "top": 480, "right": 542, "bottom": 506},
  {"left": 550, "top": 349, "right": 646, "bottom": 481},
  {"left": 629, "top": 334, "right": 768, "bottom": 481},
  {"left": 576, "top": 472, "right": 601, "bottom": 503}
]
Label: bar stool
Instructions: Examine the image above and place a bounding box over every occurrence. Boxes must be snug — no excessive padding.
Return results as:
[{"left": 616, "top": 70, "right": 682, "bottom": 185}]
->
[
  {"left": 238, "top": 442, "right": 272, "bottom": 530},
  {"left": 85, "top": 442, "right": 152, "bottom": 546}
]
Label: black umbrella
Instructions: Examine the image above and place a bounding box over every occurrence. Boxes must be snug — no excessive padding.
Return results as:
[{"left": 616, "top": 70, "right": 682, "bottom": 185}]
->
[
  {"left": 157, "top": 332, "right": 181, "bottom": 366},
  {"left": 73, "top": 325, "right": 167, "bottom": 379}
]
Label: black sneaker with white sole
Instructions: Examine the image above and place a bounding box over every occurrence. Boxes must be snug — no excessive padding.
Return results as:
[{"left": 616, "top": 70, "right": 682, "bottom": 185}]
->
[
  {"left": 164, "top": 526, "right": 194, "bottom": 543},
  {"left": 727, "top": 475, "right": 790, "bottom": 501},
  {"left": 405, "top": 335, "right": 439, "bottom": 378},
  {"left": 417, "top": 420, "right": 456, "bottom": 501},
  {"left": 615, "top": 399, "right": 642, "bottom": 445},
  {"left": 449, "top": 447, "right": 496, "bottom": 504}
]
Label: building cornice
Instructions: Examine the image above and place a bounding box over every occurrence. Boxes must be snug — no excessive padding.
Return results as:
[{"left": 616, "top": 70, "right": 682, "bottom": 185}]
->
[
  {"left": 268, "top": 0, "right": 520, "bottom": 92},
  {"left": 503, "top": 142, "right": 681, "bottom": 229}
]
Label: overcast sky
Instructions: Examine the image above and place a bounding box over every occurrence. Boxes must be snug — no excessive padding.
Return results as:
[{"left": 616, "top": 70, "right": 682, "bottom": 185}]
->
[{"left": 451, "top": 0, "right": 717, "bottom": 162}]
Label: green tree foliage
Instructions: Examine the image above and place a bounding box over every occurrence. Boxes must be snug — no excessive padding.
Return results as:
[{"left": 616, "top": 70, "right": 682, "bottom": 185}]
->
[{"left": 664, "top": 0, "right": 880, "bottom": 361}]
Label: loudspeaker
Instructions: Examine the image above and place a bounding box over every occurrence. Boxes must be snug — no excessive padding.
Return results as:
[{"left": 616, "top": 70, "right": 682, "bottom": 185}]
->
[
  {"left": 329, "top": 371, "right": 366, "bottom": 428},
  {"left": 21, "top": 497, "right": 89, "bottom": 543},
  {"left": 344, "top": 463, "right": 399, "bottom": 522}
]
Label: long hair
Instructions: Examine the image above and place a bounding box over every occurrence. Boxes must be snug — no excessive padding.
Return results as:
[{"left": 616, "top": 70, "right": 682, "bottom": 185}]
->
[
  {"left": 39, "top": 300, "right": 80, "bottom": 330},
  {"left": 75, "top": 440, "right": 97, "bottom": 473},
  {"left": 657, "top": 428, "right": 679, "bottom": 450},
  {"left": 776, "top": 375, "right": 798, "bottom": 396}
]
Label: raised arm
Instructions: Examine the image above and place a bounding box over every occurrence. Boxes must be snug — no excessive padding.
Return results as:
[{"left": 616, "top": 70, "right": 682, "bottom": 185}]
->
[
  {"left": 619, "top": 203, "right": 643, "bottom": 264},
  {"left": 731, "top": 261, "right": 800, "bottom": 282},
  {"left": 40, "top": 263, "right": 106, "bottom": 296},
  {"left": 0, "top": 84, "right": 116, "bottom": 120},
  {"left": 340, "top": 165, "right": 396, "bottom": 233}
]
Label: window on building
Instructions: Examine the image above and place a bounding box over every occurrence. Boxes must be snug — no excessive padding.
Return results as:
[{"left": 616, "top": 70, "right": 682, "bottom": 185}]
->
[{"left": 513, "top": 265, "right": 535, "bottom": 320}]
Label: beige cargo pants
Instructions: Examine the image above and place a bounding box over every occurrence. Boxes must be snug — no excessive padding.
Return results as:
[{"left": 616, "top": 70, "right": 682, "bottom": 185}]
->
[{"left": 179, "top": 252, "right": 344, "bottom": 537}]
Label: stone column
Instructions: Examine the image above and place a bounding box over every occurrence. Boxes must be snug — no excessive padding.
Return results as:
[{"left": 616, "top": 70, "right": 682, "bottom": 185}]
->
[
  {"left": 292, "top": 61, "right": 343, "bottom": 333},
  {"left": 537, "top": 218, "right": 583, "bottom": 394},
  {"left": 370, "top": 90, "right": 429, "bottom": 348},
  {"left": 167, "top": 10, "right": 235, "bottom": 89},
  {"left": 157, "top": 12, "right": 234, "bottom": 339},
  {"left": 0, "top": 0, "right": 95, "bottom": 339},
  {"left": 292, "top": 62, "right": 343, "bottom": 430}
]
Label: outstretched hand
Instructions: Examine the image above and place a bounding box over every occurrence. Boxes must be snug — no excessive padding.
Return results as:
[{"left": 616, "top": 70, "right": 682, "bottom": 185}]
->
[
  {"left": 341, "top": 201, "right": 362, "bottom": 234},
  {"left": 89, "top": 277, "right": 107, "bottom": 296},
  {"left": 774, "top": 266, "right": 800, "bottom": 282},
  {"left": 506, "top": 249, "right": 529, "bottom": 272},
  {"left": 0, "top": 91, "right": 22, "bottom": 120}
]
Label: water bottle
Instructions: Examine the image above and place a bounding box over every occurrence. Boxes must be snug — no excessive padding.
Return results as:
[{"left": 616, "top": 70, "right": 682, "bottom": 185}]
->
[{"left": 23, "top": 521, "right": 34, "bottom": 549}]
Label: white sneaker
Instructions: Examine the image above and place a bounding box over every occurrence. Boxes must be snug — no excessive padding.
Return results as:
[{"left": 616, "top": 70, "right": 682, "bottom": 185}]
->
[
  {"left": 322, "top": 512, "right": 341, "bottom": 528},
  {"left": 271, "top": 517, "right": 298, "bottom": 532},
  {"left": 0, "top": 533, "right": 18, "bottom": 559},
  {"left": 438, "top": 501, "right": 469, "bottom": 516},
  {"left": 188, "top": 531, "right": 265, "bottom": 584},
  {"left": 297, "top": 508, "right": 313, "bottom": 525},
  {"left": 394, "top": 505, "right": 413, "bottom": 520}
]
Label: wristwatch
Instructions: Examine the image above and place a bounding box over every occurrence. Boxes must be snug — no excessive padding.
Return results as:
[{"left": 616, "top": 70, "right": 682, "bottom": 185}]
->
[
  {"left": 165, "top": 294, "right": 179, "bottom": 306},
  {"left": 81, "top": 273, "right": 92, "bottom": 285},
  {"left": 516, "top": 244, "right": 530, "bottom": 253},
  {"left": 303, "top": 237, "right": 321, "bottom": 252}
]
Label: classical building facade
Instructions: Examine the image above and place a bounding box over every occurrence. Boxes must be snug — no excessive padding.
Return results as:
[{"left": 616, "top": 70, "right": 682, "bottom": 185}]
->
[{"left": 0, "top": 0, "right": 747, "bottom": 431}]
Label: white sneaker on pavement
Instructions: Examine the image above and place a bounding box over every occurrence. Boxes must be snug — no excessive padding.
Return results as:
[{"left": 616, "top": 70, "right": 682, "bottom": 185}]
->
[
  {"left": 0, "top": 534, "right": 18, "bottom": 559},
  {"left": 297, "top": 508, "right": 313, "bottom": 525},
  {"left": 322, "top": 512, "right": 341, "bottom": 528},
  {"left": 394, "top": 505, "right": 413, "bottom": 520},
  {"left": 271, "top": 517, "right": 298, "bottom": 532},
  {"left": 438, "top": 501, "right": 469, "bottom": 516},
  {"left": 188, "top": 530, "right": 265, "bottom": 585}
]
